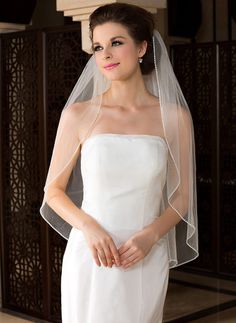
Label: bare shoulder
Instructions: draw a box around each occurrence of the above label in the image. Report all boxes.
[61,98,100,141]
[178,105,193,127]
[59,100,92,141]
[63,99,91,117]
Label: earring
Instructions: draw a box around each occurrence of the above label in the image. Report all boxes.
[138,57,143,64]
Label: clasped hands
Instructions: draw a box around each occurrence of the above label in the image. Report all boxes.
[81,216,157,269]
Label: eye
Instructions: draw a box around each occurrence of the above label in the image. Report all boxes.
[112,40,123,46]
[93,45,103,52]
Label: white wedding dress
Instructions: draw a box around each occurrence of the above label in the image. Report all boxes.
[61,133,170,323]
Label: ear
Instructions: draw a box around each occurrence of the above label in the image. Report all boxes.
[138,40,148,57]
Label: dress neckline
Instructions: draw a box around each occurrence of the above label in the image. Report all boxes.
[80,133,168,151]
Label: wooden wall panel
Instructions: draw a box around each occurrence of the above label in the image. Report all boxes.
[172,41,236,277]
[0,27,235,321]
[0,25,88,322]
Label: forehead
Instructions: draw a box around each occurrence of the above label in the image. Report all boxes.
[92,22,130,42]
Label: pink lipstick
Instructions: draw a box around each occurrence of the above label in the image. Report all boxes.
[104,63,120,70]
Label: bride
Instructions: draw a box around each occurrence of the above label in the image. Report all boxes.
[40,3,198,322]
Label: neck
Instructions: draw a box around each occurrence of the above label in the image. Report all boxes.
[104,70,149,110]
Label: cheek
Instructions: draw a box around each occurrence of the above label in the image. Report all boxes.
[95,54,107,73]
[94,53,102,66]
[121,46,136,57]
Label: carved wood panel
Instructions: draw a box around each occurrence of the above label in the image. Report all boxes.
[0,31,44,317]
[218,42,236,276]
[0,24,88,322]
[172,41,236,276]
[45,25,88,322]
[0,29,235,322]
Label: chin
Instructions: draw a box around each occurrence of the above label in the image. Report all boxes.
[102,70,136,82]
[101,72,122,81]
[104,75,124,81]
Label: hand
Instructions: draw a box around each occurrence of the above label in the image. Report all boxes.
[118,227,156,269]
[81,215,121,268]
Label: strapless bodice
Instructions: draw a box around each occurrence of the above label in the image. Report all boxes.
[80,134,168,238]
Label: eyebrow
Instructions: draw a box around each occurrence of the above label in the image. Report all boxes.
[92,35,126,46]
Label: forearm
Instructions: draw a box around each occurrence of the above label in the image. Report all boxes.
[145,205,183,243]
[46,188,91,231]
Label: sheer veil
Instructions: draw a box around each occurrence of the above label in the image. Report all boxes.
[40,29,199,268]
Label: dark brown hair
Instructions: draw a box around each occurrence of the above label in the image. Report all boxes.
[89,3,155,75]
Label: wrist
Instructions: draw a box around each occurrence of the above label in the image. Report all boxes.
[145,223,160,244]
[77,210,93,231]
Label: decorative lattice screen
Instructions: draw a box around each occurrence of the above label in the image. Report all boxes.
[172,42,236,276]
[0,27,235,322]
[0,24,88,322]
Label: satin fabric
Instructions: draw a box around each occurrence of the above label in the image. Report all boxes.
[61,134,170,323]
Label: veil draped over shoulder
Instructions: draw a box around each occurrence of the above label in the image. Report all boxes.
[40,29,199,268]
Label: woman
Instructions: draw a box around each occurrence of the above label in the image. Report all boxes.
[40,3,199,323]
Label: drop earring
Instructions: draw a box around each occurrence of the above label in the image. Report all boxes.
[138,57,143,63]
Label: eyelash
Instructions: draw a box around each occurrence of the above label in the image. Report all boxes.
[93,40,123,52]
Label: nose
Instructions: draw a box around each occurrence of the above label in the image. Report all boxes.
[103,54,111,60]
[103,47,112,60]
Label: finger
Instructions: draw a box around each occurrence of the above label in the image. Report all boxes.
[97,247,107,267]
[91,247,101,266]
[120,247,136,262]
[121,251,137,265]
[103,244,113,267]
[118,243,130,255]
[123,256,140,268]
[109,241,121,266]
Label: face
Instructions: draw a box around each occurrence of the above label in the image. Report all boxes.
[92,22,147,81]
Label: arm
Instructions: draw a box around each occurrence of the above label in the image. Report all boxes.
[43,103,121,267]
[145,106,192,242]
[118,107,194,268]
[44,103,92,230]
[144,206,182,243]
[46,166,91,231]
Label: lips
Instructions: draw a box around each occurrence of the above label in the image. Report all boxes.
[104,63,120,70]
